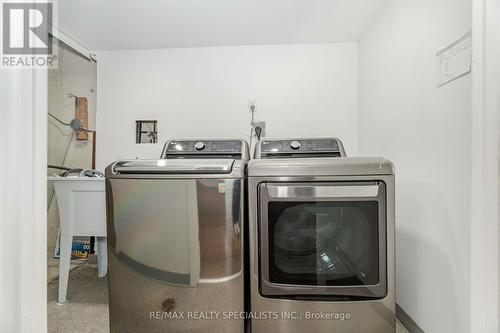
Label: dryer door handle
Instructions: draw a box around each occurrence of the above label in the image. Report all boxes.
[264,182,381,200]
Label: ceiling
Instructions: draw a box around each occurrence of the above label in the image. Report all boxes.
[58,0,388,51]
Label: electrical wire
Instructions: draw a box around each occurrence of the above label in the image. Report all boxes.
[79,127,94,133]
[48,165,72,171]
[48,112,71,126]
[48,112,94,132]
[248,104,256,150]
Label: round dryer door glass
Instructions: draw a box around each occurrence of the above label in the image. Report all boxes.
[268,201,380,286]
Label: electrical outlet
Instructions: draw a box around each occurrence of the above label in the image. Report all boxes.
[253,121,266,137]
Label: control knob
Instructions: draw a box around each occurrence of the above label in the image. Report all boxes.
[194,141,206,151]
[290,140,301,150]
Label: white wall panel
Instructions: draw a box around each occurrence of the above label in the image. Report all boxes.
[358,0,472,331]
[96,43,358,170]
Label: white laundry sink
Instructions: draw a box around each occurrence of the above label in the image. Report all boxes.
[48,176,107,304]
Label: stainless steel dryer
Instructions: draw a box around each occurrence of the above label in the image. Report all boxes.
[105,139,249,333]
[248,138,395,333]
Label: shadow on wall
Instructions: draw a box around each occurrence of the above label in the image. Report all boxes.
[395,179,468,333]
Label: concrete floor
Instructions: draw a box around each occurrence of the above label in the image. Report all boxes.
[48,266,409,333]
[48,262,109,333]
[47,247,86,284]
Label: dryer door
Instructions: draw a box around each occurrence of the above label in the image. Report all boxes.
[258,181,386,299]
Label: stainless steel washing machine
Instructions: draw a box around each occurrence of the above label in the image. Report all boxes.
[247,138,395,333]
[105,139,249,333]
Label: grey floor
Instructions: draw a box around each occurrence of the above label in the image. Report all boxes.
[48,264,409,333]
[47,247,85,284]
[48,261,109,333]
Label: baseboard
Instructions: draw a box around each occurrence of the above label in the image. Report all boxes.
[396,303,425,333]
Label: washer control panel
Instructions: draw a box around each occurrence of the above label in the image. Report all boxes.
[163,140,245,158]
[259,138,345,158]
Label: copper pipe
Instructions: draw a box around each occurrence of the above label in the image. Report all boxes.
[92,131,96,170]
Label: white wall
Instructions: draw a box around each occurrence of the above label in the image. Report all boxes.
[96,43,358,170]
[358,0,471,332]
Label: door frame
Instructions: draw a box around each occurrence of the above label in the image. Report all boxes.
[470,0,500,331]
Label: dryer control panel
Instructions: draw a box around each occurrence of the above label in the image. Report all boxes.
[258,138,345,158]
[162,139,248,159]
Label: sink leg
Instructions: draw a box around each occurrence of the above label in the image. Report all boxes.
[96,237,107,278]
[58,234,72,304]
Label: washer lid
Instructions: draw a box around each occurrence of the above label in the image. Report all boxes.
[111,159,235,174]
[248,157,394,177]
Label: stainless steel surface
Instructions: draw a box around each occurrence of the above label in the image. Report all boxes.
[265,183,381,198]
[258,181,387,298]
[106,139,248,333]
[248,136,395,333]
[248,175,395,333]
[105,159,246,179]
[110,159,235,174]
[248,156,394,177]
[106,177,245,333]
